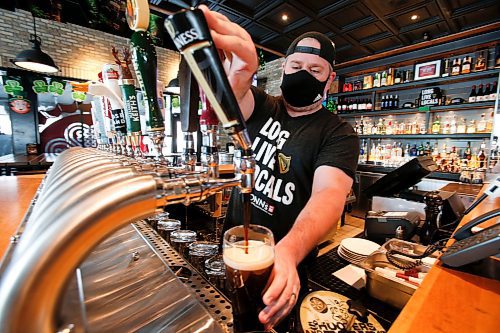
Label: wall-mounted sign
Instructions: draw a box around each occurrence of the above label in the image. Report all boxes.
[33,80,49,94]
[420,87,442,106]
[3,79,24,96]
[9,97,31,114]
[72,91,87,102]
[49,81,65,96]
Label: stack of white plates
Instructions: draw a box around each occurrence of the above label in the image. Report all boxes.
[337,238,380,265]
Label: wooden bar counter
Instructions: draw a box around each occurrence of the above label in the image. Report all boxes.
[390,184,500,332]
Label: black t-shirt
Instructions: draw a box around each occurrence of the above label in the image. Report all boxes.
[225,86,359,242]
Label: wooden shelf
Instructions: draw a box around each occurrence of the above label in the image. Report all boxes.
[331,68,500,97]
[339,101,496,117]
[359,133,491,140]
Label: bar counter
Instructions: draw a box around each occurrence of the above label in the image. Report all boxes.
[389,184,500,332]
[1,173,499,332]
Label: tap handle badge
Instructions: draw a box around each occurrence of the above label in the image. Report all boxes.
[165,9,246,135]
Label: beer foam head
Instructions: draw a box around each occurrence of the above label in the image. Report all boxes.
[223,240,274,271]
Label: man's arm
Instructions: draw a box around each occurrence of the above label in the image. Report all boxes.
[200,5,257,120]
[259,165,353,330]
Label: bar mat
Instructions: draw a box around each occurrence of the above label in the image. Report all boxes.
[307,242,401,330]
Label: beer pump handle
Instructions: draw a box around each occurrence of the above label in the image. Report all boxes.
[179,57,201,133]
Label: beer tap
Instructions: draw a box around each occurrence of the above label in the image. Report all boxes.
[128,1,166,163]
[112,47,143,158]
[101,65,128,155]
[164,6,255,196]
[178,57,200,171]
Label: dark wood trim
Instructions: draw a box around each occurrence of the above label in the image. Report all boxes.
[335,22,500,70]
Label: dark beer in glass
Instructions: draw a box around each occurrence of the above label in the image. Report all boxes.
[223,225,274,332]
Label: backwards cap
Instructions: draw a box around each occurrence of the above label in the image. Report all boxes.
[285,32,336,67]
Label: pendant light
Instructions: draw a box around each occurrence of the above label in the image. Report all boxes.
[165,77,180,94]
[12,14,59,73]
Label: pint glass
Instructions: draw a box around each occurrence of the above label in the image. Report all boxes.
[223,225,274,332]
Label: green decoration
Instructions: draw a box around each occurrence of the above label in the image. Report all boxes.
[32,80,49,94]
[3,80,24,96]
[72,91,86,102]
[171,96,180,108]
[49,81,65,96]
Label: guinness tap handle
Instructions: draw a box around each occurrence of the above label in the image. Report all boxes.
[164,8,251,151]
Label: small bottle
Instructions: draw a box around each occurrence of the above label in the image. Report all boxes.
[468,85,477,103]
[483,83,491,101]
[451,58,461,75]
[418,142,425,156]
[387,68,394,86]
[371,121,377,135]
[352,98,358,111]
[394,70,402,84]
[457,118,467,133]
[388,95,394,109]
[381,95,386,110]
[442,58,451,77]
[381,70,388,86]
[464,142,472,160]
[461,56,472,74]
[450,116,457,134]
[486,111,494,133]
[432,115,441,134]
[373,72,380,87]
[394,95,399,109]
[478,140,486,168]
[366,99,373,110]
[477,113,487,133]
[489,81,498,101]
[476,84,484,102]
[467,119,477,134]
[474,51,487,72]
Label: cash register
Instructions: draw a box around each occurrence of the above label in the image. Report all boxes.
[363,156,465,244]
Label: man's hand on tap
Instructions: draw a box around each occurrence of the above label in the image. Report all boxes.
[199,5,257,121]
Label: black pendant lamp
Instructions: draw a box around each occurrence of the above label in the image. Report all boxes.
[165,77,180,94]
[12,15,59,73]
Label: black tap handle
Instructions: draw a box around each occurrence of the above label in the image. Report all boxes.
[179,57,200,133]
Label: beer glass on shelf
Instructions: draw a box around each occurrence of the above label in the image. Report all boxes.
[223,225,275,333]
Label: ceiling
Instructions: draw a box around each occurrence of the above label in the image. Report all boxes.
[153,0,500,63]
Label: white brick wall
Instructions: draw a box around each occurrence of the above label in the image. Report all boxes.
[0,8,180,85]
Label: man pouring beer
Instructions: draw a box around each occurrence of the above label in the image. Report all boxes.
[199,5,359,332]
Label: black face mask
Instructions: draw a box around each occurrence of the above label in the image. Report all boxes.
[280,69,328,108]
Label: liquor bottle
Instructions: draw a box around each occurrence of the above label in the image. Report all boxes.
[393,120,399,134]
[387,68,394,86]
[410,144,418,157]
[476,84,484,102]
[381,118,387,135]
[489,81,498,101]
[371,121,377,135]
[474,51,487,72]
[394,70,402,84]
[399,120,406,135]
[359,116,365,134]
[352,98,358,111]
[461,56,472,74]
[424,142,431,156]
[432,115,441,134]
[354,120,359,134]
[369,141,376,161]
[468,85,477,103]
[373,72,381,87]
[457,118,467,133]
[348,99,354,111]
[467,119,477,133]
[381,70,387,86]
[359,139,367,163]
[490,136,499,170]
[417,142,425,156]
[419,120,427,134]
[388,95,394,109]
[464,141,472,160]
[404,144,411,162]
[366,98,373,110]
[483,83,491,101]
[478,140,486,168]
[381,95,386,110]
[477,113,487,133]
[394,95,399,109]
[486,111,494,133]
[449,115,457,134]
[386,119,393,135]
[451,58,461,75]
[442,59,451,77]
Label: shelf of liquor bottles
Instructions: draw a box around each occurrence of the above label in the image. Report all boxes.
[339,101,496,117]
[359,133,491,140]
[331,68,500,97]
